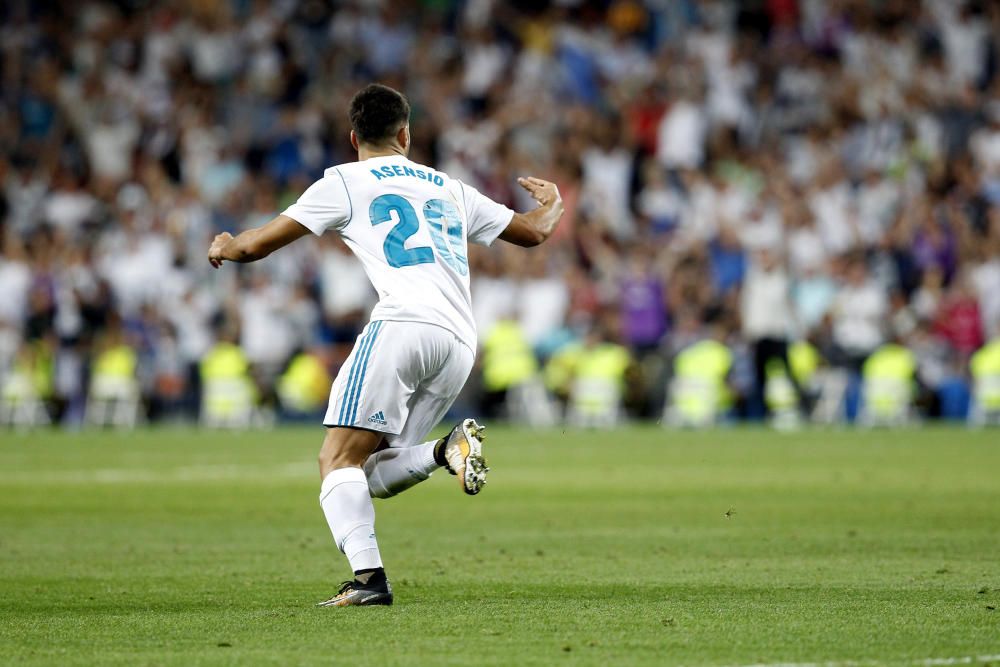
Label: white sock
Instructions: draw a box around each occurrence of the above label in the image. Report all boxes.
[319,467,382,572]
[364,441,440,499]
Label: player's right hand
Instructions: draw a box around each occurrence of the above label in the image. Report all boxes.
[208,232,234,269]
[517,177,560,208]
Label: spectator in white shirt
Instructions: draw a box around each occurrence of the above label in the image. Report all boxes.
[830,257,888,369]
[740,247,804,415]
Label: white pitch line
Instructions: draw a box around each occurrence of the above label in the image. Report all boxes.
[0,461,313,484]
[730,654,1000,667]
[919,658,1000,666]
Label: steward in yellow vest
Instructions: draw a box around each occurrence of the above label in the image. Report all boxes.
[568,335,631,422]
[92,344,137,385]
[765,341,820,414]
[278,351,331,414]
[861,342,916,422]
[669,338,733,426]
[200,341,250,382]
[2,340,54,409]
[970,339,1000,417]
[480,319,538,417]
[89,327,140,401]
[481,320,537,393]
[199,341,257,424]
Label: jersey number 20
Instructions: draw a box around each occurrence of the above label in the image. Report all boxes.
[369,194,468,276]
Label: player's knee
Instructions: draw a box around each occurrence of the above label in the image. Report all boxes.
[318,429,378,476]
[318,441,354,473]
[317,446,334,472]
[318,448,357,476]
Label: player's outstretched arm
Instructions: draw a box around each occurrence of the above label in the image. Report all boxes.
[499,177,564,247]
[207,215,311,268]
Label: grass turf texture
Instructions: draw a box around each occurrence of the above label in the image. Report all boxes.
[1,426,998,666]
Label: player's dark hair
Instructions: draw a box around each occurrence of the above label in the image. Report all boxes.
[349,84,411,146]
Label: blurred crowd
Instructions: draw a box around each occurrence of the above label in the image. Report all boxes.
[2,0,999,427]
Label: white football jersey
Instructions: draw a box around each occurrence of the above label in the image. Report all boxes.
[282,155,514,349]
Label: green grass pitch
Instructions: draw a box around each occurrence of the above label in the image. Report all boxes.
[1,426,998,666]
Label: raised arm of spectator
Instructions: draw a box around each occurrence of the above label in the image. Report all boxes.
[499,177,564,247]
[207,215,311,268]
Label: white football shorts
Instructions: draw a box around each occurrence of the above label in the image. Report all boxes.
[324,320,475,446]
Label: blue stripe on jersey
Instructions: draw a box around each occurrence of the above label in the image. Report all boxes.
[337,323,376,424]
[345,321,382,425]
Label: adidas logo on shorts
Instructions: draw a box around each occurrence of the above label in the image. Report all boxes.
[368,411,388,426]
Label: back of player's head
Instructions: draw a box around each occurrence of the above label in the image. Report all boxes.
[349,84,410,146]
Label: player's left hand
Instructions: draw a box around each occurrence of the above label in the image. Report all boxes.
[516,177,560,208]
[208,232,234,268]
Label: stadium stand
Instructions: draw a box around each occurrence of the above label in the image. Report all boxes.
[0,0,998,428]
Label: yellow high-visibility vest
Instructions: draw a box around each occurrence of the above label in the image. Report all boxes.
[673,340,733,422]
[482,320,537,392]
[6,343,54,399]
[278,353,331,412]
[789,341,820,384]
[575,343,630,386]
[970,339,1000,411]
[199,342,257,419]
[569,343,632,418]
[675,340,732,384]
[765,341,820,411]
[93,345,137,380]
[544,343,582,395]
[200,342,250,380]
[863,343,916,381]
[862,343,916,418]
